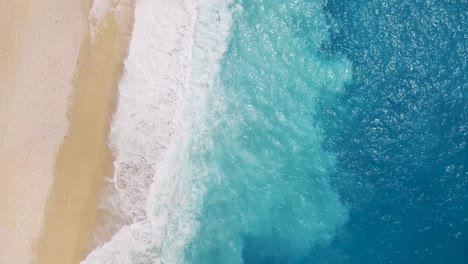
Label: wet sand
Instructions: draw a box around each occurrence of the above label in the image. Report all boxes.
[0,0,135,263]
[35,1,135,263]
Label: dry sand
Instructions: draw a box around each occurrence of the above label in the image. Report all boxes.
[0,0,134,263]
[0,0,85,263]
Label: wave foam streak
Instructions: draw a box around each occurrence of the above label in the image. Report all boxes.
[84,0,196,262]
[82,0,236,263]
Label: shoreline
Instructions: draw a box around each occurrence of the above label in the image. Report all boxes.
[82,0,198,261]
[36,1,135,263]
[81,0,232,261]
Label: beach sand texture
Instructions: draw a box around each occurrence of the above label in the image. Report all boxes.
[0,0,84,263]
[0,0,134,263]
[36,1,135,263]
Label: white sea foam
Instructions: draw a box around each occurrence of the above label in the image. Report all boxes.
[88,0,131,40]
[82,0,238,263]
[89,0,112,39]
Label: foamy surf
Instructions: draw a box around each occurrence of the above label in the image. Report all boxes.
[88,0,134,41]
[82,0,236,263]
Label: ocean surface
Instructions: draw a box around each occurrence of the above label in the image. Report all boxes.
[84,0,467,263]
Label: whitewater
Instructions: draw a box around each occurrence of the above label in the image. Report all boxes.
[83,0,238,263]
[84,0,350,262]
[82,0,467,263]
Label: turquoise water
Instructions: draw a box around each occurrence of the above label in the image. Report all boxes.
[179,0,467,263]
[183,0,351,263]
[81,0,465,263]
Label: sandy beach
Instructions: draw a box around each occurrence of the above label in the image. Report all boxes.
[0,0,85,262]
[37,1,135,263]
[0,0,134,263]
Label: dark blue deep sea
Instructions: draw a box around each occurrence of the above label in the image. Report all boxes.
[182,0,468,263]
[312,0,468,263]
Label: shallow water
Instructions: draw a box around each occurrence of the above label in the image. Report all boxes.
[184,0,351,262]
[184,0,467,263]
[84,0,467,263]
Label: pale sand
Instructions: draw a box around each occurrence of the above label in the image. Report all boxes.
[0,0,135,263]
[36,1,135,263]
[0,0,85,263]
[0,0,30,223]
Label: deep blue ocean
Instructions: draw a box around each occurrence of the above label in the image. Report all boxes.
[182,0,467,263]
